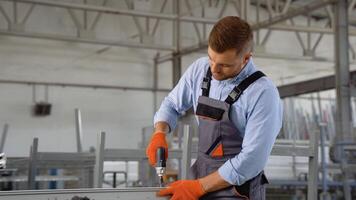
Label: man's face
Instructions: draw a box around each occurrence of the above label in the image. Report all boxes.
[207,47,251,81]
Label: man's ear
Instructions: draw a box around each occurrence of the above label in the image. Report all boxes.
[243,52,252,64]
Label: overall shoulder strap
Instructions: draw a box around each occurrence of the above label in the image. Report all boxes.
[201,67,212,97]
[225,71,266,105]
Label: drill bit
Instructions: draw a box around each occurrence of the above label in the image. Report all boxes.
[159,176,164,187]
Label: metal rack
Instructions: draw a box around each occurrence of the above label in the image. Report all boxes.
[93,125,193,188]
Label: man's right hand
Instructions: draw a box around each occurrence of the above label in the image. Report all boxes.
[146,132,168,166]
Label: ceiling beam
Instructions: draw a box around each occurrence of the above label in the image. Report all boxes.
[0,79,171,92]
[0,0,217,24]
[278,70,356,98]
[157,0,338,63]
[0,30,175,51]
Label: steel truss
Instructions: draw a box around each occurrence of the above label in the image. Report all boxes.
[0,0,354,61]
[0,0,355,86]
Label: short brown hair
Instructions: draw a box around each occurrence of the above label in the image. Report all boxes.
[208,16,253,55]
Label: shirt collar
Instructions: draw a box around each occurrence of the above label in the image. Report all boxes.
[211,57,257,84]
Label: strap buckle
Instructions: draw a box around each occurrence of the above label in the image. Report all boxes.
[228,88,241,101]
[201,78,210,89]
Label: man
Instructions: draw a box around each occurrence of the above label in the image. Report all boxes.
[146,16,283,200]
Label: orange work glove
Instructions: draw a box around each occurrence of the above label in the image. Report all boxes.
[146,132,168,166]
[157,180,206,200]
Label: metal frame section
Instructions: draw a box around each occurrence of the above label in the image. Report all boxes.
[27,137,38,190]
[265,131,319,199]
[269,131,319,199]
[103,148,189,161]
[271,144,310,157]
[75,109,83,153]
[0,29,175,51]
[94,131,105,188]
[35,152,94,167]
[0,79,171,92]
[179,134,320,198]
[8,151,95,189]
[180,125,192,180]
[0,123,9,153]
[103,170,128,188]
[153,53,160,113]
[307,130,319,200]
[334,0,353,143]
[0,188,168,200]
[316,94,329,199]
[26,137,96,189]
[334,1,353,200]
[6,153,95,171]
[0,175,79,183]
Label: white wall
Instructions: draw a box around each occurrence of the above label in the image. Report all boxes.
[0,37,161,156]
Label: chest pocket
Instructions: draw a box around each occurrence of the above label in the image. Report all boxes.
[196,103,225,121]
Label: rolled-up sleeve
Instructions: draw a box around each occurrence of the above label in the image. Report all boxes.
[218,86,283,185]
[154,62,197,131]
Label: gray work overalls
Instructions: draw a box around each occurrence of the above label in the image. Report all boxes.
[190,68,269,200]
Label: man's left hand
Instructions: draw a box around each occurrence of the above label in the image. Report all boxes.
[157,180,206,200]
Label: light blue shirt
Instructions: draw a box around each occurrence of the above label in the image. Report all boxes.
[154,57,283,186]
